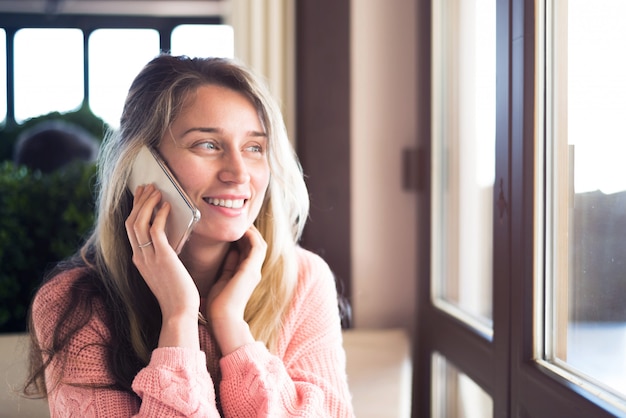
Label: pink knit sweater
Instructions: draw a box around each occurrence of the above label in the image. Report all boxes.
[32,247,354,417]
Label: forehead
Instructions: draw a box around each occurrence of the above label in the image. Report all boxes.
[168,85,265,136]
[182,83,251,107]
[182,84,251,112]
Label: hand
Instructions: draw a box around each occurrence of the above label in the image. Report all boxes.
[205,226,267,354]
[125,184,200,347]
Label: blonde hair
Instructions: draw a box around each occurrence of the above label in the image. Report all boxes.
[104,54,308,351]
[27,54,309,395]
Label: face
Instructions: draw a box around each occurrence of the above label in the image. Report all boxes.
[157,84,270,246]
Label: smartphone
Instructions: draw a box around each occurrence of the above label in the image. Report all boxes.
[128,146,201,254]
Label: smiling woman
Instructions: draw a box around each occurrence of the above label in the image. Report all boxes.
[23,54,354,417]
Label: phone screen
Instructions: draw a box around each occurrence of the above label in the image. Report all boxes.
[128,146,201,253]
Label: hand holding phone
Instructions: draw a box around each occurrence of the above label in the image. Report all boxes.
[128,146,201,254]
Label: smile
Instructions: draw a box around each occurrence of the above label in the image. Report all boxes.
[206,197,246,209]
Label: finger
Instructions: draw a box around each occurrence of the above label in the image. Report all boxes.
[126,184,149,247]
[149,201,171,251]
[133,183,155,213]
[133,190,160,249]
[237,227,267,265]
[133,186,160,229]
[220,248,240,278]
[127,184,161,249]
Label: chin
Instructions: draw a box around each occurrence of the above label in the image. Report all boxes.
[224,232,246,243]
[204,227,247,244]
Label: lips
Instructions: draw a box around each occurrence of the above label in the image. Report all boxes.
[205,197,246,209]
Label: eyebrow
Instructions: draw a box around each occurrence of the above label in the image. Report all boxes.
[181,127,267,138]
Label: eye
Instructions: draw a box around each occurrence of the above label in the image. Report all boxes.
[193,140,219,151]
[244,136,267,155]
[245,144,264,153]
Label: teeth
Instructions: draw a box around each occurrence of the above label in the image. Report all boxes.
[208,198,245,209]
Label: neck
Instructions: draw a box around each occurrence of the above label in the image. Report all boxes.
[178,240,231,297]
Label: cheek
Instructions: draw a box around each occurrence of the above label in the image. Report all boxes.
[171,161,210,193]
[250,166,270,215]
[254,166,271,196]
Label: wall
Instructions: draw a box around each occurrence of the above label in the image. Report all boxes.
[227,0,418,334]
[351,0,418,333]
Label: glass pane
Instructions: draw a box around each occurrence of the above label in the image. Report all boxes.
[431,0,496,332]
[14,28,84,123]
[88,29,160,128]
[545,0,626,403]
[171,24,234,58]
[0,29,6,124]
[431,352,493,418]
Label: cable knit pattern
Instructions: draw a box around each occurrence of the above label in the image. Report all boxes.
[31,247,354,417]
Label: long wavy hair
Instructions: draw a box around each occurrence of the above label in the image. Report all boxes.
[24,54,309,396]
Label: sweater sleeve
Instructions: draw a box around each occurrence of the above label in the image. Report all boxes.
[131,347,218,417]
[31,270,221,417]
[218,250,355,417]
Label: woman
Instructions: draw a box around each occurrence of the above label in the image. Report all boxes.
[24,54,354,417]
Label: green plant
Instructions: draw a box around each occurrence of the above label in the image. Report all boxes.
[0,161,97,332]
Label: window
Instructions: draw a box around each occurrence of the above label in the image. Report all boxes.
[171,24,234,58]
[431,0,496,336]
[414,1,626,417]
[543,0,626,408]
[13,28,84,123]
[0,29,5,124]
[431,352,493,418]
[88,25,234,127]
[88,29,160,127]
[0,14,231,128]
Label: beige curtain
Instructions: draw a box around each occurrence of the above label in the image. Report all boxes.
[226,0,296,144]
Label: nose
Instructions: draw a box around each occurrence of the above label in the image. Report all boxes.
[218,151,250,184]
